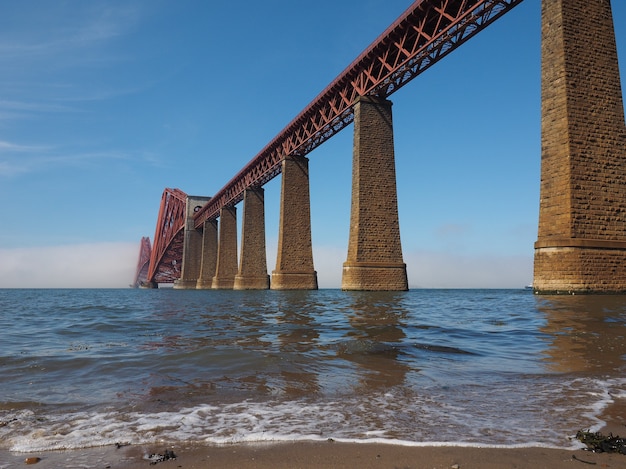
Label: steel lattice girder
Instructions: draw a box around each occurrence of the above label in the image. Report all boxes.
[193,0,525,228]
[147,188,187,284]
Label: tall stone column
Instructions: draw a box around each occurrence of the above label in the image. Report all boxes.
[234,187,270,290]
[533,0,626,294]
[212,206,238,289]
[173,196,211,289]
[342,95,408,291]
[196,218,218,289]
[271,155,318,290]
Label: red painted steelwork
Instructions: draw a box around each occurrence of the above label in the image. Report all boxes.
[146,188,187,284]
[131,236,152,288]
[194,0,524,228]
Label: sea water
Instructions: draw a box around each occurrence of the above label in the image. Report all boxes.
[1,288,625,454]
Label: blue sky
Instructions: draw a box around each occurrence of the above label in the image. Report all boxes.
[1,0,625,288]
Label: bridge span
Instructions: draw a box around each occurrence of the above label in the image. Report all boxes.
[136,0,626,294]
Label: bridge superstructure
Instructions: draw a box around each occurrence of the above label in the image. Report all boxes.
[131,237,151,288]
[192,0,524,227]
[136,0,626,294]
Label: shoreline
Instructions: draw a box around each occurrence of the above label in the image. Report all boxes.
[4,398,625,468]
[5,435,625,468]
[4,441,626,469]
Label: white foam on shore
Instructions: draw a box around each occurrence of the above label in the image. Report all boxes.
[3,376,625,453]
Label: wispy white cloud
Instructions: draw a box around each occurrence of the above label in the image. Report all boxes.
[0,95,79,125]
[0,3,148,114]
[0,140,50,152]
[35,150,129,166]
[0,160,39,177]
[0,99,77,118]
[0,4,141,60]
[0,160,28,177]
[0,242,137,288]
[0,142,131,177]
[0,140,52,176]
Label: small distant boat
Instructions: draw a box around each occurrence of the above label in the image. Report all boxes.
[524,285,533,290]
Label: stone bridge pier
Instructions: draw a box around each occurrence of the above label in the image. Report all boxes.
[533,0,626,294]
[180,96,410,292]
[212,206,238,289]
[173,195,211,289]
[271,155,318,290]
[342,96,408,291]
[196,218,218,289]
[234,187,270,290]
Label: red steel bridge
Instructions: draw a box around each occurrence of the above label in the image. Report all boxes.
[135,0,524,287]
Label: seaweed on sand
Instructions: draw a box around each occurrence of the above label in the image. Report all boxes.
[576,430,626,454]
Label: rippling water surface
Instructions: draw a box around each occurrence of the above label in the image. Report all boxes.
[1,288,625,453]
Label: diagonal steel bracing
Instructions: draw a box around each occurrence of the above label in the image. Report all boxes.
[193,0,524,228]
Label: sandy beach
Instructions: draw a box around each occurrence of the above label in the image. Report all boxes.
[5,402,625,469]
[5,441,626,469]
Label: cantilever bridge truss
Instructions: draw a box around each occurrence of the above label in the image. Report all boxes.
[137,0,524,286]
[131,237,152,288]
[143,188,187,286]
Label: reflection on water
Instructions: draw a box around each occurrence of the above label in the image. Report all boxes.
[537,295,626,374]
[273,292,322,397]
[2,289,626,451]
[341,292,409,390]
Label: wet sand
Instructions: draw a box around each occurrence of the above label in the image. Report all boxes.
[6,442,626,469]
[5,402,626,469]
